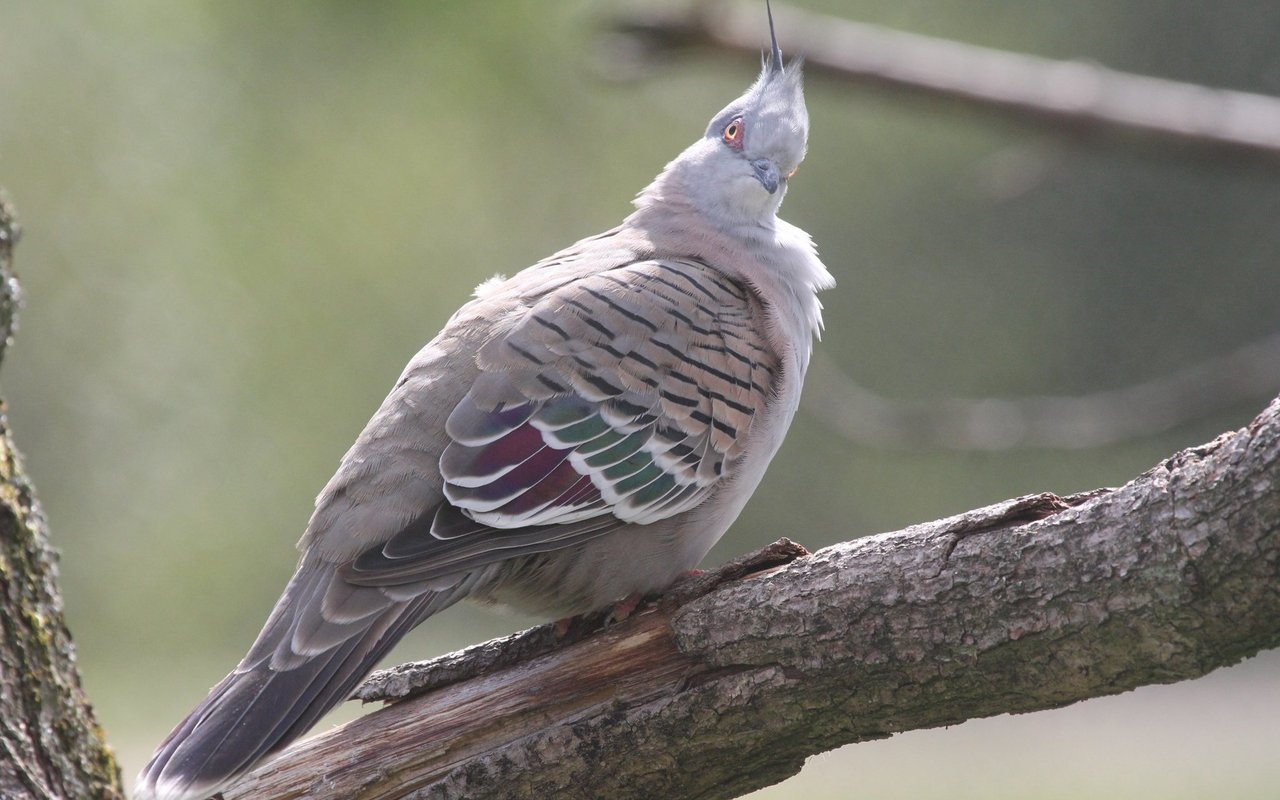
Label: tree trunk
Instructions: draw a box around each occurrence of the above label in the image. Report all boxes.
[223,395,1280,800]
[0,196,124,800]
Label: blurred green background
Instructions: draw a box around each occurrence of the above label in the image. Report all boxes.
[2,0,1278,797]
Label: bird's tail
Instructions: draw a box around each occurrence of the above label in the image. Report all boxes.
[134,560,478,800]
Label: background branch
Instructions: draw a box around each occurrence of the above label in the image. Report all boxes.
[222,395,1280,800]
[803,334,1280,450]
[602,0,1280,161]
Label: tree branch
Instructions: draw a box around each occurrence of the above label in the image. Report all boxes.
[600,1,1280,162]
[223,395,1280,800]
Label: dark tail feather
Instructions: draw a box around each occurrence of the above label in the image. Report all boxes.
[135,565,474,800]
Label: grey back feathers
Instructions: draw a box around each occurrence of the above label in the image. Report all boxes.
[135,6,832,800]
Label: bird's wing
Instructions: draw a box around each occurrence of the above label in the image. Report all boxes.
[343,257,779,587]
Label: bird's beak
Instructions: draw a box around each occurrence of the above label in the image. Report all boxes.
[751,158,781,194]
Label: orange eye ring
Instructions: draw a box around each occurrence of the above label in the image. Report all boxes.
[722,117,744,150]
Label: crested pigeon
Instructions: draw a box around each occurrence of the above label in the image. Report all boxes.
[136,5,833,799]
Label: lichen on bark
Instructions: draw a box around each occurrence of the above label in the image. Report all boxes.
[0,194,124,800]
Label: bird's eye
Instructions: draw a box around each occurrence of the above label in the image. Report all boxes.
[722,118,744,150]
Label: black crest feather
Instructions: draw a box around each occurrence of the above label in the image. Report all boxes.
[766,0,783,73]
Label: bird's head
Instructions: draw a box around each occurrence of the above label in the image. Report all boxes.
[660,2,808,228]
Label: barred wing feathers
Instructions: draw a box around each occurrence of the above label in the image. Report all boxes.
[345,258,779,586]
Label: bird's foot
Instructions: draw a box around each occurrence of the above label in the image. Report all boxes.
[604,592,645,628]
[551,591,646,638]
[660,538,810,609]
[551,544,805,638]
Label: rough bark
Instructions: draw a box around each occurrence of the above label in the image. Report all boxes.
[0,196,124,799]
[223,395,1280,800]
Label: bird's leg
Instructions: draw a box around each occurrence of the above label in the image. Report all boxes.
[604,592,645,627]
[660,538,811,610]
[551,591,645,638]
